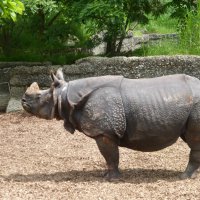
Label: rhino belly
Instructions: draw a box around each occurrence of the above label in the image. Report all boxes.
[120,130,181,152]
[120,77,193,151]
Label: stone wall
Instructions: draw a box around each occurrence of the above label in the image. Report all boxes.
[0,62,51,112]
[2,55,200,112]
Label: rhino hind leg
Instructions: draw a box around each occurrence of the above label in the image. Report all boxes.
[181,150,200,179]
[95,135,121,181]
[181,102,200,179]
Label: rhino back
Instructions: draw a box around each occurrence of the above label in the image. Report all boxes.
[120,74,194,151]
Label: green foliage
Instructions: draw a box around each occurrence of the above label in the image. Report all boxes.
[1,0,199,63]
[23,0,59,14]
[166,0,197,25]
[76,0,166,55]
[135,40,180,56]
[0,0,24,22]
[132,1,200,57]
[179,1,200,54]
[129,1,200,57]
[144,13,178,34]
[0,0,92,62]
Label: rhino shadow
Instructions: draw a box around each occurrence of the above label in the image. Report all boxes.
[1,168,182,184]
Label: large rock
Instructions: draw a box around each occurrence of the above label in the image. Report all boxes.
[0,82,10,112]
[5,87,25,113]
[6,97,23,113]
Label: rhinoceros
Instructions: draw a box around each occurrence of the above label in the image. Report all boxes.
[21,69,200,180]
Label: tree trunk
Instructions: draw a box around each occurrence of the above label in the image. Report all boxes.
[105,34,117,56]
[116,35,124,54]
[1,24,13,56]
[37,6,45,39]
[117,19,129,53]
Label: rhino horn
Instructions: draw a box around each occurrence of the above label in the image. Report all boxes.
[25,82,40,94]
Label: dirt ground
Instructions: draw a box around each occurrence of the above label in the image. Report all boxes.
[0,112,200,200]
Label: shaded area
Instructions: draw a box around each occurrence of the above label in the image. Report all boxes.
[1,168,181,183]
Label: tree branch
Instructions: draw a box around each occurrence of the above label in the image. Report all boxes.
[47,11,62,28]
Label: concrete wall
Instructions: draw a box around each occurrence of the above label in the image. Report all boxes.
[2,55,200,112]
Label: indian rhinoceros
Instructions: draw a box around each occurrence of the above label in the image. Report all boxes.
[21,69,200,180]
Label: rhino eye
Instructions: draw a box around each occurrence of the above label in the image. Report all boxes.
[36,94,41,99]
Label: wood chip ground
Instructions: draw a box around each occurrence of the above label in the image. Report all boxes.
[0,112,200,200]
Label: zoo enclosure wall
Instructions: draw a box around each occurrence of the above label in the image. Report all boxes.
[1,55,200,112]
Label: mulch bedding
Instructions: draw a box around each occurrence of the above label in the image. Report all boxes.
[0,112,200,200]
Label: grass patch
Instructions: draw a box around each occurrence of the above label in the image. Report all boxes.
[131,39,196,57]
[145,15,178,34]
[139,13,178,34]
[143,40,181,56]
[132,38,200,57]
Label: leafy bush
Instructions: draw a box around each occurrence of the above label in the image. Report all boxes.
[179,1,200,55]
[0,0,24,22]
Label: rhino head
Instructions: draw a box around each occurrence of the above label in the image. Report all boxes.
[21,68,67,120]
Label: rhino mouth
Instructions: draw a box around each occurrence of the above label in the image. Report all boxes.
[21,98,31,112]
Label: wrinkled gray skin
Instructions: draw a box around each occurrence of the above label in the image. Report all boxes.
[22,69,200,180]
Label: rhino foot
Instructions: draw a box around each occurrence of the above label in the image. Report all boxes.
[179,148,200,180]
[104,170,122,182]
[180,170,199,180]
[180,173,191,180]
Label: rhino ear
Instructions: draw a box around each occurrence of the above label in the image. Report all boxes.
[50,71,60,87]
[56,68,64,80]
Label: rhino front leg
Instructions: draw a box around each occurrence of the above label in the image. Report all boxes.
[95,135,121,181]
[181,150,200,179]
